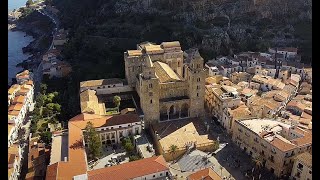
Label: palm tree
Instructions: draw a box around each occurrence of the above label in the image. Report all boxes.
[113,96,121,112]
[219,165,223,177]
[252,155,263,179]
[169,144,178,161]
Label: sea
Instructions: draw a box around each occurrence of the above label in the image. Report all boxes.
[8,0,34,85]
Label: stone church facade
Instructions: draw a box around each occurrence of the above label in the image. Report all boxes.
[124,41,208,125]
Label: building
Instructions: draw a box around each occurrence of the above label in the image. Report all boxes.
[268,47,298,59]
[150,118,215,161]
[80,78,133,94]
[42,49,61,63]
[53,29,68,47]
[8,84,21,106]
[205,84,241,122]
[251,74,285,92]
[46,113,151,179]
[232,118,312,177]
[205,62,221,76]
[25,137,50,180]
[247,95,284,118]
[43,60,72,78]
[8,124,18,147]
[230,71,251,84]
[124,42,207,124]
[290,152,312,180]
[222,103,254,134]
[80,89,106,115]
[16,70,33,85]
[88,156,170,180]
[187,167,222,180]
[8,144,23,180]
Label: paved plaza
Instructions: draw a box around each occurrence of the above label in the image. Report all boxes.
[90,145,129,170]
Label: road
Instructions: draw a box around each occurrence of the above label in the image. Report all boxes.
[32,5,60,94]
[203,113,278,180]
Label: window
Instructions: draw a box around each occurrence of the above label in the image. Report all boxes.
[150,99,153,104]
[149,83,153,88]
[153,175,156,178]
[149,92,153,96]
[197,86,200,90]
[297,163,303,170]
[309,170,312,174]
[197,93,199,97]
[119,126,121,128]
[178,61,180,67]
[160,173,162,176]
[197,78,200,82]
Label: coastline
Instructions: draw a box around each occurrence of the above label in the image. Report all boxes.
[8,6,55,86]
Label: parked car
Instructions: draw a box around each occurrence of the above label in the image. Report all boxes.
[147,144,154,152]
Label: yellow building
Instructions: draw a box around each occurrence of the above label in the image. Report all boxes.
[124,42,207,125]
[290,152,312,180]
[232,118,312,177]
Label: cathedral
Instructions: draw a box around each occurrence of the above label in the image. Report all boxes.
[124,41,208,125]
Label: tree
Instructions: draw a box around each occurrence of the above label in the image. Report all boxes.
[169,144,178,161]
[36,93,47,108]
[26,0,34,7]
[113,96,121,112]
[40,131,52,144]
[212,141,219,151]
[40,83,48,94]
[129,155,141,162]
[252,155,264,179]
[83,122,102,160]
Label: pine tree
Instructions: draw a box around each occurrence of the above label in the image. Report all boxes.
[84,122,102,160]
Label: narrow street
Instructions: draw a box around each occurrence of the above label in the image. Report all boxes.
[203,113,278,180]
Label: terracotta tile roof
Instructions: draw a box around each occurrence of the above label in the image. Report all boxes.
[8,103,23,111]
[13,95,26,104]
[17,88,30,95]
[229,105,253,120]
[88,156,169,180]
[277,47,298,53]
[8,110,20,116]
[301,112,312,119]
[269,136,296,152]
[287,101,306,111]
[187,168,222,180]
[46,113,141,179]
[8,84,20,95]
[295,152,312,168]
[71,113,140,128]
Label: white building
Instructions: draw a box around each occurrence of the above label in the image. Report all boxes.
[8,144,23,180]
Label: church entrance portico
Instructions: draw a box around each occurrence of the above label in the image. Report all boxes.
[159,101,190,121]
